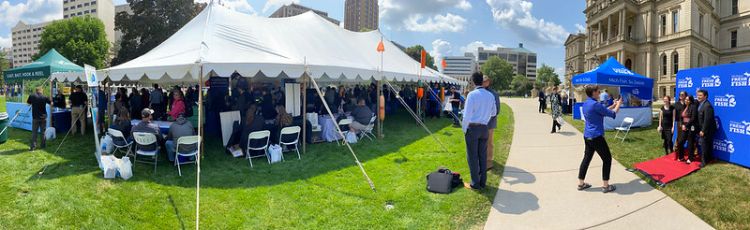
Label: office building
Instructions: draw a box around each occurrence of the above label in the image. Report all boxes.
[63,0,116,45]
[270,3,340,25]
[567,0,750,98]
[475,43,538,80]
[10,21,51,67]
[442,54,477,83]
[344,0,378,32]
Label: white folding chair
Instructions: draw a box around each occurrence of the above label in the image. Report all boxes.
[133,132,160,173]
[174,135,201,176]
[614,117,634,143]
[279,126,301,160]
[358,116,377,141]
[108,128,132,157]
[246,130,271,168]
[337,118,352,146]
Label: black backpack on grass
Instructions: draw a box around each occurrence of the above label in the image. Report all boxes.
[426,168,462,194]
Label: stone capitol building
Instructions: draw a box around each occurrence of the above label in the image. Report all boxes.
[565,0,749,99]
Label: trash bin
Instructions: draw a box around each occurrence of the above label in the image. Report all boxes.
[0,112,9,144]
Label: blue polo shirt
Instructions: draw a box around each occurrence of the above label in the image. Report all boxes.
[582,97,616,138]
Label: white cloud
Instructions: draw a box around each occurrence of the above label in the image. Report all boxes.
[381,0,469,33]
[196,0,256,14]
[0,35,10,48]
[0,0,63,27]
[430,39,451,71]
[456,0,472,10]
[575,23,586,33]
[486,0,570,45]
[460,41,503,56]
[404,13,466,33]
[262,0,299,13]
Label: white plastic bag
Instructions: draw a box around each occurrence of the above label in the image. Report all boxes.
[100,135,114,154]
[268,144,283,163]
[346,132,358,144]
[101,155,118,179]
[44,127,56,140]
[228,146,244,158]
[117,156,133,180]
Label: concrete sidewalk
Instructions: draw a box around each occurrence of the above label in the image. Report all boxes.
[484,98,712,230]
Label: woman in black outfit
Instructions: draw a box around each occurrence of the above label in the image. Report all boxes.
[675,95,698,164]
[657,95,674,155]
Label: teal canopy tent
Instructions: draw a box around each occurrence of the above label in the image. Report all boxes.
[3,49,83,83]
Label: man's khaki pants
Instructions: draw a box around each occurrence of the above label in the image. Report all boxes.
[71,106,86,135]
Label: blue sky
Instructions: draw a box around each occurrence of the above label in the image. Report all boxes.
[0,0,587,75]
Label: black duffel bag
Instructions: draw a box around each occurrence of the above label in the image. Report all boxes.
[426,168,463,194]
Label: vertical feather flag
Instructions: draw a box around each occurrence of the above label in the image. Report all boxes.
[376,40,385,53]
[420,49,426,69]
[441,59,447,69]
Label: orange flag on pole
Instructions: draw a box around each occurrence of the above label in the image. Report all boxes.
[376,40,385,53]
[420,49,426,69]
[441,59,447,69]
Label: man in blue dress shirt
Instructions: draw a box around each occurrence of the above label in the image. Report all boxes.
[462,72,497,190]
[578,85,622,193]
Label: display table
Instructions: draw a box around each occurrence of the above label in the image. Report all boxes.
[131,120,172,134]
[319,115,352,142]
[52,109,71,133]
[603,107,652,130]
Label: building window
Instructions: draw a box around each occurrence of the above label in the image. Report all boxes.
[91,9,96,13]
[672,52,679,75]
[731,30,738,48]
[732,0,739,15]
[91,0,96,4]
[698,14,704,36]
[697,53,703,67]
[672,11,679,33]
[660,15,667,36]
[661,54,667,76]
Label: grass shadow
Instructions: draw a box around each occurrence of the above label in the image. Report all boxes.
[21,112,446,189]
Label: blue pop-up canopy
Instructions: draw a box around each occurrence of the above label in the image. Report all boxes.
[571,57,654,128]
[572,57,654,88]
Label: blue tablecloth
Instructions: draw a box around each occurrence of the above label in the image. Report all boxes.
[130,120,172,134]
[52,109,71,133]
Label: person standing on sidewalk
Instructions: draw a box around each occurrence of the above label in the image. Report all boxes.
[482,77,500,171]
[537,90,546,113]
[462,72,497,190]
[27,87,51,151]
[578,85,621,193]
[550,86,562,133]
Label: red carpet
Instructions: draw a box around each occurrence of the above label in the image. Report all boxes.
[633,152,701,186]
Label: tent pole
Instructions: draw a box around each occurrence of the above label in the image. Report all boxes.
[377,80,382,139]
[196,65,204,230]
[306,61,376,192]
[383,79,450,153]
[302,73,307,155]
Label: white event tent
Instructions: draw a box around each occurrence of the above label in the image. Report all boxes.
[97,2,464,85]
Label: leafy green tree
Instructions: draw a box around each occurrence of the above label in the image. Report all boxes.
[535,64,561,88]
[0,49,9,86]
[112,0,206,65]
[36,16,110,68]
[510,74,533,96]
[481,56,513,90]
[404,45,437,70]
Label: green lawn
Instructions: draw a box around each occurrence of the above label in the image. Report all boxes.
[564,115,750,229]
[0,104,513,229]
